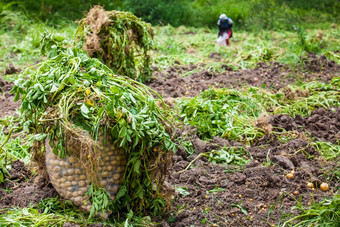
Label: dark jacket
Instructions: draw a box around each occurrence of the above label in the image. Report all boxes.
[217,18,233,38]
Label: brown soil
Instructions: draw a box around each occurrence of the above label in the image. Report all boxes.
[272,108,340,144]
[0,77,20,117]
[0,160,58,213]
[4,63,21,75]
[301,53,338,73]
[147,54,339,98]
[160,122,338,226]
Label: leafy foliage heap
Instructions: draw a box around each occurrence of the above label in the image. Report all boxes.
[247,80,340,117]
[177,79,340,144]
[177,88,266,142]
[11,33,176,215]
[76,6,153,82]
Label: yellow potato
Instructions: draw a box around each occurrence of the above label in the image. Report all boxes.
[320,183,329,192]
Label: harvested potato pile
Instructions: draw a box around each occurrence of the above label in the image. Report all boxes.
[12,31,175,217]
[45,134,126,214]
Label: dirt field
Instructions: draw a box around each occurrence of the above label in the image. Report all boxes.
[0,53,339,226]
[162,108,339,226]
[146,53,339,98]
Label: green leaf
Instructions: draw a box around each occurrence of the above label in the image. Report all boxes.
[231,203,248,215]
[175,186,190,196]
[110,86,120,94]
[167,216,176,223]
[143,121,156,126]
[116,186,127,199]
[57,141,65,158]
[52,146,59,156]
[133,160,141,174]
[81,103,90,117]
[118,118,126,125]
[97,107,105,116]
[33,133,47,141]
[14,92,20,102]
[129,93,137,105]
[131,117,136,130]
[89,206,95,219]
[50,84,59,93]
[119,126,127,138]
[133,135,140,148]
[69,77,75,85]
[127,209,134,220]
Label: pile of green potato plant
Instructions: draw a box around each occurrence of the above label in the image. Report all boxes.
[177,88,268,143]
[247,80,340,117]
[207,146,251,166]
[177,79,340,145]
[76,5,153,82]
[11,32,176,216]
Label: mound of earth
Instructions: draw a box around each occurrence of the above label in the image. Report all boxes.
[272,107,340,144]
[0,161,57,213]
[4,63,21,75]
[0,77,20,117]
[300,53,338,73]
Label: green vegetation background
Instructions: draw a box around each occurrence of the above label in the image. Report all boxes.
[1,0,339,30]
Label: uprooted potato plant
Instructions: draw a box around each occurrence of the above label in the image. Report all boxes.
[10,32,176,217]
[76,5,154,82]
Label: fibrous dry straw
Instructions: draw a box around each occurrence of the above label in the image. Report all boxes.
[32,117,103,188]
[77,6,153,82]
[61,126,102,186]
[82,6,109,57]
[281,86,310,100]
[255,112,273,135]
[33,102,104,187]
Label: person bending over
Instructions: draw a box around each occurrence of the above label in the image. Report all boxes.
[217,14,233,46]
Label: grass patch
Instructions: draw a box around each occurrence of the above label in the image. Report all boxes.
[0,196,158,226]
[0,116,31,183]
[0,197,107,226]
[152,25,340,70]
[283,195,340,227]
[313,141,340,161]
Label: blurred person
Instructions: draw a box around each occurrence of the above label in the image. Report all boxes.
[217,14,233,46]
